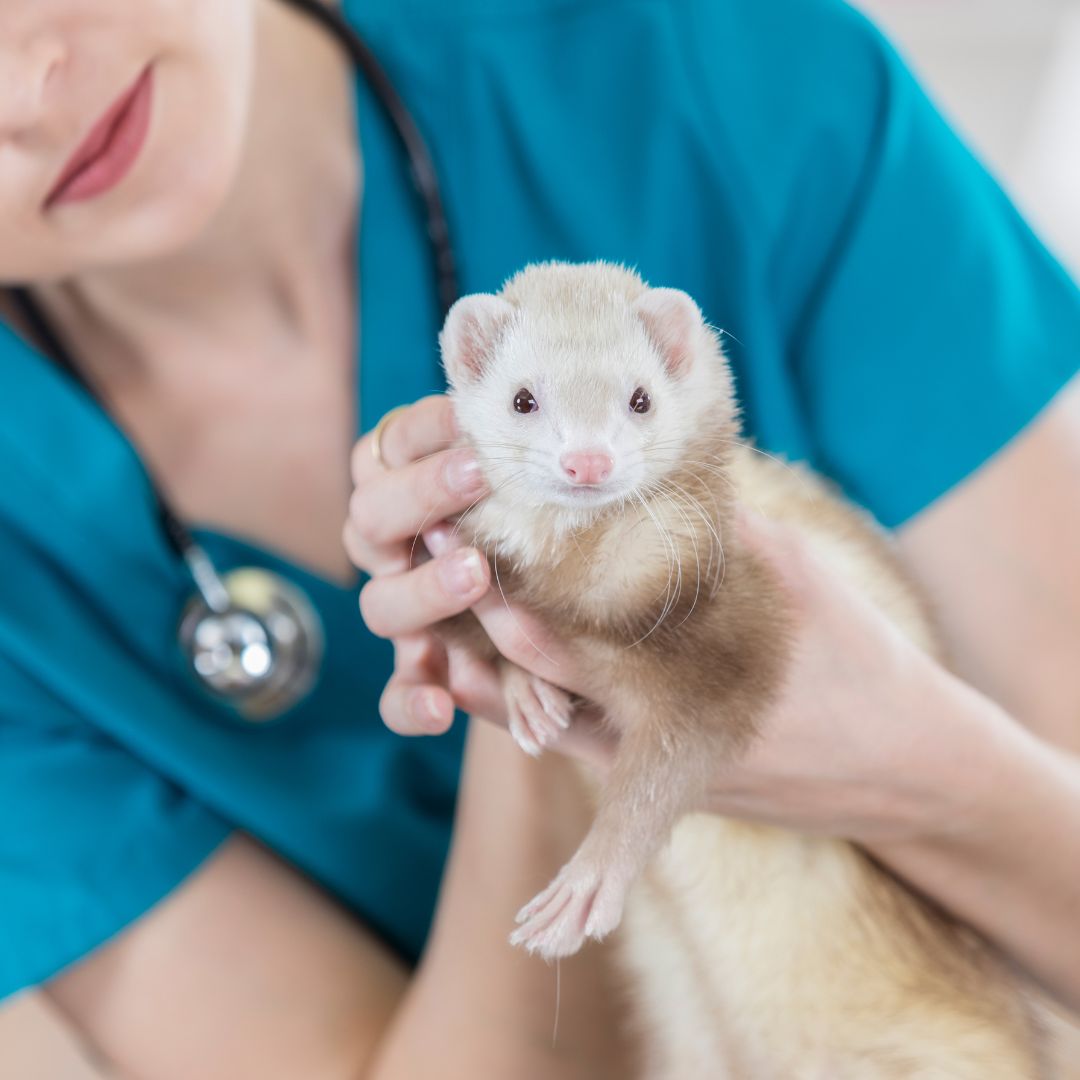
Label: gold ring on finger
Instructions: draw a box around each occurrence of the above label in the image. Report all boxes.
[370,405,409,469]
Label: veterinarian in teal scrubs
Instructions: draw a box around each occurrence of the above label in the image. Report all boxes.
[2,0,1079,1073]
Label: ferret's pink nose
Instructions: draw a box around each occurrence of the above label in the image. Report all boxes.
[560,451,614,486]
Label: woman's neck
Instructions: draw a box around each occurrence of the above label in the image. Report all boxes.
[41,0,360,379]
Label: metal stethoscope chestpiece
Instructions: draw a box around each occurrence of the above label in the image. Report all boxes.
[178,548,324,722]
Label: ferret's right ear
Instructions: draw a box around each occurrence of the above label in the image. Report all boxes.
[633,288,704,379]
[440,294,515,385]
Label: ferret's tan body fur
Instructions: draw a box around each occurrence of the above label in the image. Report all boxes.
[439,263,1041,1077]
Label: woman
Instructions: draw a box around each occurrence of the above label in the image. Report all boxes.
[1,0,1078,1076]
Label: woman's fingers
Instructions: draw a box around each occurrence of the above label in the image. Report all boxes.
[359,547,490,639]
[469,590,589,695]
[347,396,600,744]
[380,677,456,737]
[344,395,486,578]
[341,517,410,578]
[445,644,508,724]
[348,446,487,551]
[351,394,458,482]
[380,633,456,736]
[380,621,616,779]
[734,506,827,615]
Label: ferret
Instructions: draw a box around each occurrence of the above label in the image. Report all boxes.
[437,262,1042,1078]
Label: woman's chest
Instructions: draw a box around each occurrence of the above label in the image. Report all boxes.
[109,332,359,585]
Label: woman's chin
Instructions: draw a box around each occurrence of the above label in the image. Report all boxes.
[62,164,237,276]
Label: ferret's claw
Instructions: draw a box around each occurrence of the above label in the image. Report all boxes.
[507,715,543,758]
[514,875,564,924]
[502,667,575,758]
[510,883,584,957]
[510,858,628,960]
[532,679,573,730]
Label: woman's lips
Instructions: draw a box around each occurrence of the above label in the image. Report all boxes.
[45,66,155,210]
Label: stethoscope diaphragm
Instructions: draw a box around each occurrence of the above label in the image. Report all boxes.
[178,566,324,722]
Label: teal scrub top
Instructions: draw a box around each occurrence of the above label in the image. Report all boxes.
[2,0,1078,999]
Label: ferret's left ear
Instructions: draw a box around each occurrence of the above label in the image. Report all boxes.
[632,288,703,379]
[440,294,515,385]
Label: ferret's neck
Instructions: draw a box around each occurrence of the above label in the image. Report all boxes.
[466,495,609,570]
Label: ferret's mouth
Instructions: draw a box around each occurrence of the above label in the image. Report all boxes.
[548,481,625,511]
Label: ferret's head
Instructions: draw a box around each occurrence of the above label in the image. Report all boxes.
[440,263,737,532]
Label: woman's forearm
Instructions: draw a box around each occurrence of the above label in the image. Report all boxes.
[870,675,1080,1011]
[368,721,634,1080]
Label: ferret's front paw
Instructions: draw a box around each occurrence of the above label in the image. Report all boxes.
[501,665,573,758]
[509,856,628,960]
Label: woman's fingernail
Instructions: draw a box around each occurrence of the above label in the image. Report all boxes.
[438,549,487,596]
[445,453,486,496]
[425,525,451,556]
[411,689,445,730]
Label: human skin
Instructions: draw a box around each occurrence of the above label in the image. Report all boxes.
[347,384,1080,1013]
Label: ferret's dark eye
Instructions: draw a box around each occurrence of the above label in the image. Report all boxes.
[513,388,538,414]
[630,387,651,414]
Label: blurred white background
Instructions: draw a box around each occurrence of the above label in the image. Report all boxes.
[854,0,1080,278]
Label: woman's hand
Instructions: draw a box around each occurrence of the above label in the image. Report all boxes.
[343,395,590,739]
[466,499,1012,849]
[343,395,494,733]
[698,510,1016,846]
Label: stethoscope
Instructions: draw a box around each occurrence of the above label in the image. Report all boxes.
[6,0,459,721]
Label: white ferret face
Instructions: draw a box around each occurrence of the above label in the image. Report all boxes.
[441,264,734,532]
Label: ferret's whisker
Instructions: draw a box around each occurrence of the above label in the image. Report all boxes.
[444,492,490,545]
[638,489,679,620]
[409,496,467,569]
[626,492,675,646]
[646,453,741,499]
[655,478,726,599]
[445,470,529,546]
[646,443,774,522]
[569,525,596,568]
[404,462,533,568]
[552,958,561,1050]
[713,440,813,497]
[398,440,461,467]
[682,479,725,592]
[493,540,561,669]
[626,490,681,648]
[652,484,703,628]
[657,482,714,595]
[475,442,548,460]
[657,476,725,609]
[660,489,685,631]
